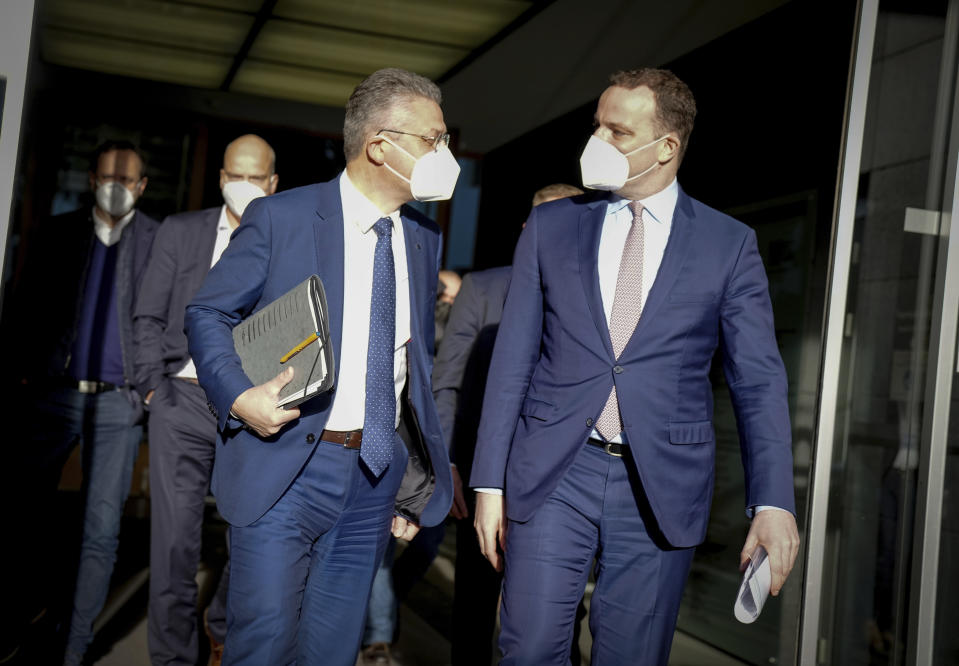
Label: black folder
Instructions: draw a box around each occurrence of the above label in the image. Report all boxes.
[232,275,335,408]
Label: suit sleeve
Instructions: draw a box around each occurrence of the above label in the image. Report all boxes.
[184,198,272,431]
[719,228,796,515]
[431,273,483,463]
[469,209,543,489]
[132,218,178,398]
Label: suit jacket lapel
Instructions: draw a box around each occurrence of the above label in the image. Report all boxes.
[621,187,696,356]
[192,208,220,294]
[579,201,614,360]
[401,211,424,348]
[313,182,346,387]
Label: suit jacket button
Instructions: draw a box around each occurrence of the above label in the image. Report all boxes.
[586,418,593,427]
[613,365,624,374]
[306,433,315,444]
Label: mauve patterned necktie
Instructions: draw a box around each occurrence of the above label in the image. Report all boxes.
[595,201,646,441]
[362,217,396,476]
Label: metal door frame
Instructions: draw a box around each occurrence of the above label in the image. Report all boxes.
[800,0,959,663]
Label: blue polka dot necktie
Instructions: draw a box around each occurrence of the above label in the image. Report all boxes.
[362,217,396,477]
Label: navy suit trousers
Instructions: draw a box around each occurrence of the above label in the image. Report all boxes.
[224,433,408,666]
[499,442,696,666]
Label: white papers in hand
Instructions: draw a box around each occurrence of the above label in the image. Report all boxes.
[734,545,771,624]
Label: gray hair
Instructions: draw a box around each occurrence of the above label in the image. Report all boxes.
[343,68,442,161]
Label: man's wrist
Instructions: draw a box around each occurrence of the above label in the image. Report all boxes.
[748,505,790,518]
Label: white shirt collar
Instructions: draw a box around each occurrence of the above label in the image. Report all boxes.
[606,177,680,225]
[340,171,401,233]
[91,206,135,246]
[216,204,232,232]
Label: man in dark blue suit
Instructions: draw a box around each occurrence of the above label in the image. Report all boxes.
[184,68,456,665]
[472,68,800,665]
[134,134,278,666]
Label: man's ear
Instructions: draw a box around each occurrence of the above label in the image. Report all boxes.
[367,137,388,165]
[659,133,681,163]
[137,177,149,196]
[88,172,97,191]
[268,174,279,195]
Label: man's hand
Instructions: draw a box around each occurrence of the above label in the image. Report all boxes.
[474,492,507,572]
[448,466,468,520]
[741,509,800,596]
[392,515,419,541]
[230,367,300,438]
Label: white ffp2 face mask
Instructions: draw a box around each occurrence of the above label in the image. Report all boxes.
[222,180,267,219]
[381,137,461,202]
[95,181,137,217]
[579,134,669,191]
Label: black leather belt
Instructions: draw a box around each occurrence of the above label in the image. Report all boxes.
[68,379,119,394]
[587,437,625,457]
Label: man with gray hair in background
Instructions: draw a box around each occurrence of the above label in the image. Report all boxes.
[184,68,455,665]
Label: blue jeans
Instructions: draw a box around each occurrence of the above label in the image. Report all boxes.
[363,521,446,646]
[31,387,142,665]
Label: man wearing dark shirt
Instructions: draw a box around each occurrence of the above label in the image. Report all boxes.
[3,140,158,665]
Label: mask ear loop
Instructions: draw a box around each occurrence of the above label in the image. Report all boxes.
[378,135,417,185]
[622,135,670,183]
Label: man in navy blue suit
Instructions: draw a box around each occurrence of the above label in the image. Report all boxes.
[471,68,800,665]
[184,68,456,665]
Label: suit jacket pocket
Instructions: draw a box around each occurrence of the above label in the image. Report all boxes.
[668,420,714,444]
[668,291,719,303]
[521,395,555,422]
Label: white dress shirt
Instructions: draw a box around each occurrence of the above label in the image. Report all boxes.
[324,171,411,431]
[175,205,234,380]
[591,179,679,444]
[92,206,135,246]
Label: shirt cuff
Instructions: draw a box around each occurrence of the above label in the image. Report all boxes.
[475,487,503,495]
[747,505,790,518]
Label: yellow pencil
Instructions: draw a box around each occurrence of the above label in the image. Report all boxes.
[280,331,320,363]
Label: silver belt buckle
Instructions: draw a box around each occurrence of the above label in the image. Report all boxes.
[604,442,623,458]
[77,380,96,394]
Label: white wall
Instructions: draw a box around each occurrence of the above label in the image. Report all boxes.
[0,0,37,284]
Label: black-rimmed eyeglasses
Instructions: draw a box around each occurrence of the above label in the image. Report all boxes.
[377,128,451,150]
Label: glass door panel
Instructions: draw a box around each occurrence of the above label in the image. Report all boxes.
[816,1,956,664]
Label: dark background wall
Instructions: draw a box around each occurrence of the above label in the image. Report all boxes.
[472,0,858,269]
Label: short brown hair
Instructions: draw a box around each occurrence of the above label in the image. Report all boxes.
[532,183,584,207]
[609,68,696,157]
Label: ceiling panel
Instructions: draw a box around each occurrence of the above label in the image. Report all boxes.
[230,61,364,107]
[37,0,542,109]
[273,0,532,48]
[171,0,263,11]
[41,27,232,88]
[250,20,468,79]
[42,0,254,54]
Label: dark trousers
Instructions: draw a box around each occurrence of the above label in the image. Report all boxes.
[499,443,696,666]
[224,434,408,665]
[147,377,229,665]
[451,494,503,666]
